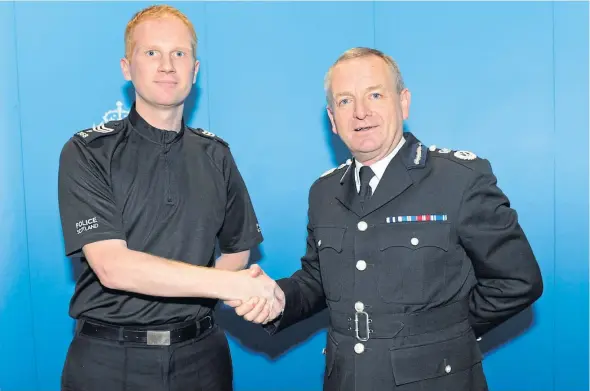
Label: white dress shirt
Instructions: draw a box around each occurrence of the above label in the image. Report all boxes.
[354,136,406,194]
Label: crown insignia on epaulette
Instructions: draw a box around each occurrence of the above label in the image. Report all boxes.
[453,150,477,160]
[428,145,477,160]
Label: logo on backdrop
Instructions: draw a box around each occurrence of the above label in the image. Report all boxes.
[93,101,129,127]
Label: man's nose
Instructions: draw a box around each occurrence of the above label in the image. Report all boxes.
[159,56,175,73]
[354,100,369,120]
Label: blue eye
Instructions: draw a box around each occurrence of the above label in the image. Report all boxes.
[339,98,350,106]
[371,92,382,99]
[174,51,185,57]
[146,50,156,56]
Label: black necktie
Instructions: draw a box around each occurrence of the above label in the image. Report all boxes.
[359,166,375,202]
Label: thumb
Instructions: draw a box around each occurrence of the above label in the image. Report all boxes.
[249,264,264,277]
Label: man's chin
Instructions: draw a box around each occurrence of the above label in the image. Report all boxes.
[150,99,186,109]
[354,143,381,157]
[352,150,381,164]
[136,91,188,109]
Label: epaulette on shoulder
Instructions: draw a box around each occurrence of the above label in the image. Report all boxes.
[318,158,352,180]
[74,121,122,143]
[188,127,229,147]
[427,144,490,172]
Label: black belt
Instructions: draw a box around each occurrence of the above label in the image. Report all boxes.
[79,315,214,346]
[330,301,469,341]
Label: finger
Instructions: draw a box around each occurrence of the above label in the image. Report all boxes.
[243,301,265,322]
[224,300,241,307]
[235,304,254,317]
[239,297,262,318]
[253,302,271,324]
[263,311,276,324]
[244,298,266,322]
[235,297,258,317]
[249,264,262,277]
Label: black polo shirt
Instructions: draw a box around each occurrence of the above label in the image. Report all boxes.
[58,105,263,326]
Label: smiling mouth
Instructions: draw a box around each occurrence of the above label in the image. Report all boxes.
[354,125,377,132]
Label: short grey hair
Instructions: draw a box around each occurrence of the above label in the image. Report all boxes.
[324,47,405,106]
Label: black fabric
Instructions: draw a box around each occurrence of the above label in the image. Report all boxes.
[57,104,263,325]
[330,300,469,339]
[265,132,542,391]
[61,324,233,391]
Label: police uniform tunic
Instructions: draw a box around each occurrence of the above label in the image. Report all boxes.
[267,132,542,391]
[58,105,263,326]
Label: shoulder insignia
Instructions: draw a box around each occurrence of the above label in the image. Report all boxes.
[320,158,352,178]
[453,150,477,160]
[189,127,229,147]
[75,121,122,143]
[429,145,451,153]
[428,144,488,171]
[413,142,425,165]
[429,145,477,159]
[403,142,428,169]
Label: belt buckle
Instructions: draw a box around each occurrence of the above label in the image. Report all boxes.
[146,330,171,346]
[201,315,213,329]
[354,310,370,342]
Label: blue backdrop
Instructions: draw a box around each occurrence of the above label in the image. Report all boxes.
[1,1,588,391]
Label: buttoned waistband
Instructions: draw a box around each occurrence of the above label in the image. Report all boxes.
[330,301,469,341]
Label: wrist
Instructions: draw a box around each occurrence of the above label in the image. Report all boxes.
[224,270,250,301]
[203,268,243,301]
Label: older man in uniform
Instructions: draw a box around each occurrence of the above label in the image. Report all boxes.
[57,5,279,391]
[231,47,543,391]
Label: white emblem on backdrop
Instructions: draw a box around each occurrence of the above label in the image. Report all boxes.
[93,101,130,127]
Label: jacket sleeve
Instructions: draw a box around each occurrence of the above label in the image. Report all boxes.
[457,160,543,337]
[264,188,327,334]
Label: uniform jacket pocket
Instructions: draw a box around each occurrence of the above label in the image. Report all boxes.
[389,328,483,385]
[377,223,452,304]
[315,226,346,301]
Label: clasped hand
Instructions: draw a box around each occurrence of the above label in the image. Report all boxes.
[225,264,285,324]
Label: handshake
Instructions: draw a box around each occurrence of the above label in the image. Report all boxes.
[224,264,285,324]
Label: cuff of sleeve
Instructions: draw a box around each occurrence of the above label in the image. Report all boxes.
[219,233,264,254]
[65,231,127,257]
[469,316,495,338]
[262,278,300,335]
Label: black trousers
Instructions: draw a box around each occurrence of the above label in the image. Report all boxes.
[61,320,233,391]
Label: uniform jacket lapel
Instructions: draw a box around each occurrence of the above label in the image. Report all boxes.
[334,132,430,218]
[335,161,364,217]
[362,156,412,216]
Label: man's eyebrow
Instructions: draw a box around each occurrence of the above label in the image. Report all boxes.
[365,84,385,92]
[333,85,385,99]
[334,91,353,99]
